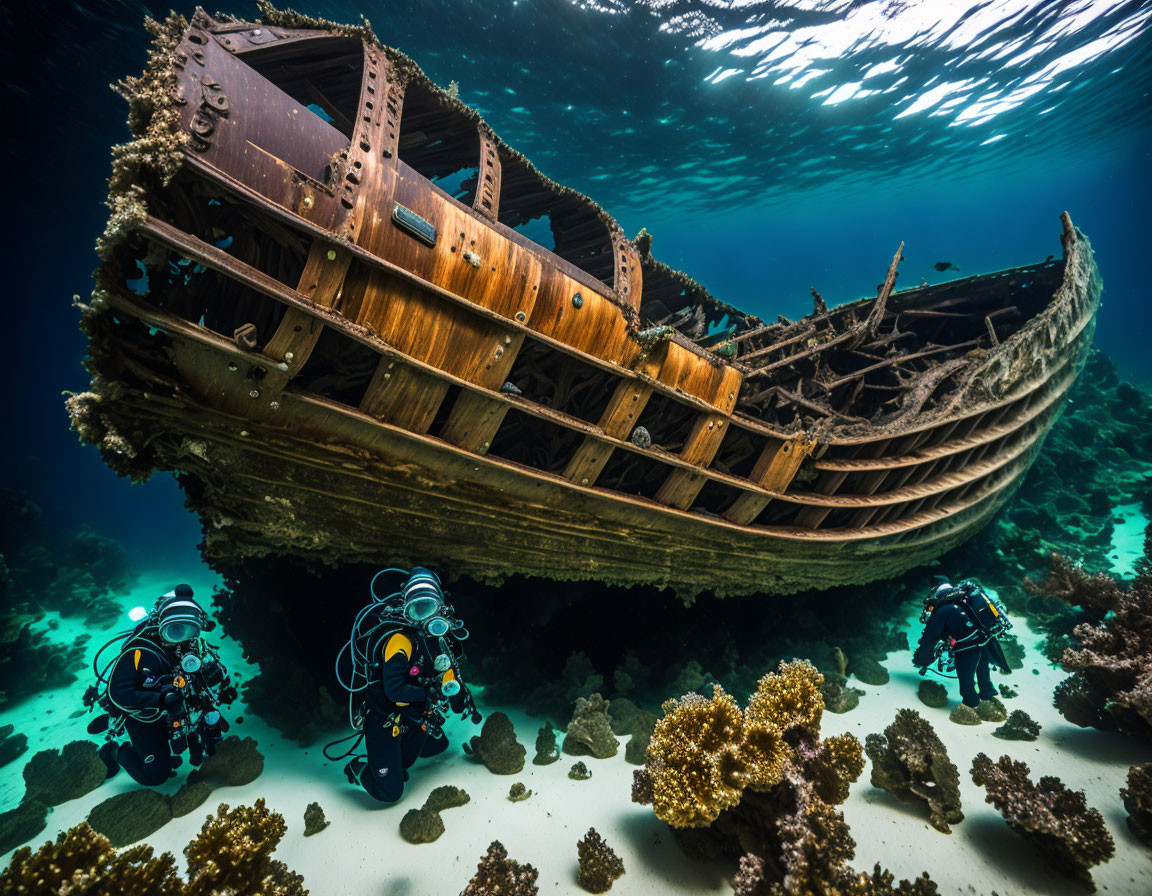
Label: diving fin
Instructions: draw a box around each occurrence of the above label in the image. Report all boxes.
[87,713,111,734]
[988,639,1012,673]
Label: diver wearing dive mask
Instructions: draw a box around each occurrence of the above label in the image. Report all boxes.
[332,567,481,803]
[89,584,234,785]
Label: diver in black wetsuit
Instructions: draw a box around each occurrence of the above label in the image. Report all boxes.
[87,585,234,785]
[332,568,481,804]
[913,579,1012,708]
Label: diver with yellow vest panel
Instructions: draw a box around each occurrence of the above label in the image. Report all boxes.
[331,568,481,803]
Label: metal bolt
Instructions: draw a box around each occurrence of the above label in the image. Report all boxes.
[515,311,527,322]
[284,351,294,362]
[227,361,238,372]
[249,389,260,399]
[572,292,583,309]
[240,430,249,437]
[327,249,337,261]
[269,401,280,410]
[301,196,314,211]
[504,335,512,344]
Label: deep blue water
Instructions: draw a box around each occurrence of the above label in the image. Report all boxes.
[1,0,1150,559]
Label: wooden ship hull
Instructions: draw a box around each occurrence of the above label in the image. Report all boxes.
[71,8,1102,596]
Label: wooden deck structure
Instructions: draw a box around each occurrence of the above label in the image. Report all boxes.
[69,8,1102,596]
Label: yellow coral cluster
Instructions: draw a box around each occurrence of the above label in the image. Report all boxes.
[644,661,829,828]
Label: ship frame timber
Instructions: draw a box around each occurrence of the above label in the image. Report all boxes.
[70,8,1103,596]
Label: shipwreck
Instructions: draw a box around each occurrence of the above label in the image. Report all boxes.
[70,6,1102,596]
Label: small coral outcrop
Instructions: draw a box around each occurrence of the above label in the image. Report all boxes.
[465,712,526,774]
[1023,527,1152,741]
[0,800,48,857]
[532,722,560,765]
[976,698,1007,722]
[0,799,304,895]
[400,785,470,843]
[87,788,174,847]
[22,740,106,806]
[851,657,889,686]
[170,780,213,817]
[303,802,329,837]
[400,807,445,845]
[460,840,539,896]
[917,681,948,708]
[970,753,1114,890]
[992,710,1042,741]
[1121,763,1152,848]
[569,761,592,780]
[576,827,624,893]
[949,704,981,725]
[0,724,28,769]
[508,782,532,802]
[865,709,963,834]
[562,694,619,759]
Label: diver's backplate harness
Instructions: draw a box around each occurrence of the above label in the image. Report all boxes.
[327,567,481,761]
[919,579,1012,678]
[84,591,236,766]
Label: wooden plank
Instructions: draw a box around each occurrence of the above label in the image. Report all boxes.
[263,241,352,369]
[723,433,817,525]
[360,360,449,433]
[563,380,653,485]
[655,414,730,509]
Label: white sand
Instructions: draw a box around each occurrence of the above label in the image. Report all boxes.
[2,513,1150,894]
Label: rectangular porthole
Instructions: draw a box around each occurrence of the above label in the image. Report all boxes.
[392,203,437,246]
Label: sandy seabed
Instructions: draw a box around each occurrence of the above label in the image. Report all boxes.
[2,509,1150,894]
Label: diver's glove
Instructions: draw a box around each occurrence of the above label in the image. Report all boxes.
[160,687,184,710]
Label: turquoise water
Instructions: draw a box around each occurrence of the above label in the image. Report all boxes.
[2,2,1151,893]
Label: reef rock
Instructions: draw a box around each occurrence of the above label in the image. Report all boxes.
[949,704,981,726]
[569,761,592,781]
[970,753,1114,890]
[976,698,1008,722]
[508,783,532,802]
[425,785,471,812]
[821,678,864,714]
[865,709,963,833]
[563,694,618,759]
[1121,763,1152,848]
[460,840,539,896]
[22,740,106,806]
[170,780,213,818]
[186,735,264,788]
[851,657,890,686]
[917,680,949,708]
[400,807,445,845]
[0,800,48,857]
[576,827,624,893]
[303,802,329,836]
[532,722,560,766]
[0,724,28,769]
[87,788,173,847]
[992,710,1042,741]
[466,712,526,774]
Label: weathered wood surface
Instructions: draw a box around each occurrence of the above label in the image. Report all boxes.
[69,10,1104,595]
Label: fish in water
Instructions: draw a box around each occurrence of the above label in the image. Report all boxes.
[934,261,959,272]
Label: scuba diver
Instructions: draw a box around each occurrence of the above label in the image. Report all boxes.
[330,567,482,804]
[85,584,236,785]
[913,578,1013,708]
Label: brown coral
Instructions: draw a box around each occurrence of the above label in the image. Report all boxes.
[865,709,963,833]
[0,800,303,895]
[576,828,624,893]
[1025,526,1152,741]
[970,753,1114,890]
[562,694,619,759]
[460,840,539,896]
[1121,762,1152,848]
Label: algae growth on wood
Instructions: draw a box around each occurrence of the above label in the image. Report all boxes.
[69,5,1102,596]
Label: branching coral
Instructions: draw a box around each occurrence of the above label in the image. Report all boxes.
[633,660,915,895]
[865,709,963,833]
[576,828,625,893]
[970,753,1114,890]
[992,709,1042,741]
[0,800,304,895]
[1024,524,1152,741]
[460,840,539,896]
